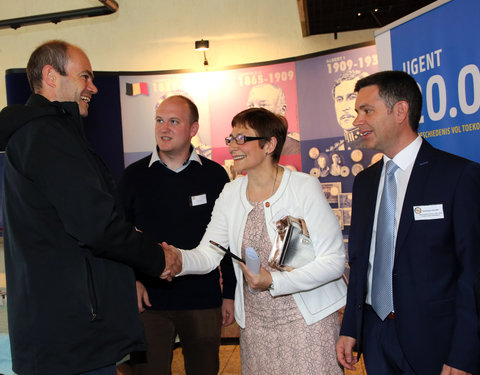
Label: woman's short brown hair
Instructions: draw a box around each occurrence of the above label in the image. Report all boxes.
[231,108,287,163]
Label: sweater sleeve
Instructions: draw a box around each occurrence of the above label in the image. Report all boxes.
[216,168,237,300]
[220,255,236,300]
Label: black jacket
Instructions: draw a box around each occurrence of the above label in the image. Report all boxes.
[0,94,165,374]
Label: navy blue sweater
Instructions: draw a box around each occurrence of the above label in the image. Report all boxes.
[118,154,235,310]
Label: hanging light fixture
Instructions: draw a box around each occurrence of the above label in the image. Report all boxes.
[195,39,209,66]
[195,39,209,51]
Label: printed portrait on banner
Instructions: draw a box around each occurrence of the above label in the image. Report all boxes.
[207,62,301,175]
[296,43,380,281]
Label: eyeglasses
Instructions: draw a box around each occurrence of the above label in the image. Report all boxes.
[225,134,267,146]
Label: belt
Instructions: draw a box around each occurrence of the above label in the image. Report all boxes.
[365,304,395,320]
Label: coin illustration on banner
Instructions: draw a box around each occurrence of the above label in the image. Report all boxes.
[309,147,320,159]
[350,149,363,162]
[352,163,364,176]
[310,168,320,178]
[371,152,383,165]
[340,166,350,177]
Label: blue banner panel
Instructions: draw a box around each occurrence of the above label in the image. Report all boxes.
[389,0,480,162]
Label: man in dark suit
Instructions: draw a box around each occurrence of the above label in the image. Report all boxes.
[336,70,480,375]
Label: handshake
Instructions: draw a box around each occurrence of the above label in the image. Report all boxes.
[160,242,183,281]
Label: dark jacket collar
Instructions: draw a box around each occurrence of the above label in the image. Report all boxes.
[0,94,82,150]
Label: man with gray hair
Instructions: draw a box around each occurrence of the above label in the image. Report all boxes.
[0,40,180,375]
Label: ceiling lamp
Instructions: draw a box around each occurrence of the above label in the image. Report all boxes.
[195,39,209,66]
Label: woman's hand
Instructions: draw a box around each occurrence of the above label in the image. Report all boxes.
[239,262,273,292]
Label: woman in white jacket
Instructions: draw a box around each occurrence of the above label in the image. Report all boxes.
[165,108,346,374]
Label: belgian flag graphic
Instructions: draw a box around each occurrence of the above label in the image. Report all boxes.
[125,82,149,96]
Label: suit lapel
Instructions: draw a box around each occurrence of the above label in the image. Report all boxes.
[364,162,383,234]
[355,160,383,259]
[395,141,436,257]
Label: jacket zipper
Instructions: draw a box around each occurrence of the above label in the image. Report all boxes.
[85,259,98,321]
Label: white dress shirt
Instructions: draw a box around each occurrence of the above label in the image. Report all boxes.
[148,145,202,172]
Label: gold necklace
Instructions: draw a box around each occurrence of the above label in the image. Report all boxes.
[265,165,278,208]
[246,165,279,205]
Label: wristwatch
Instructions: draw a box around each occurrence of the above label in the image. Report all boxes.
[268,281,274,291]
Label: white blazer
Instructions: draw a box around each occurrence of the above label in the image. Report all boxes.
[178,166,346,328]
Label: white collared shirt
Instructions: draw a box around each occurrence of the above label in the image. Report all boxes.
[148,145,202,173]
[366,135,423,305]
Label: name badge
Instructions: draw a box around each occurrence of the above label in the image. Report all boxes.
[413,204,444,220]
[191,194,207,207]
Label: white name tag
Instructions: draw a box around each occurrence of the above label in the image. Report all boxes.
[191,194,207,206]
[413,204,444,220]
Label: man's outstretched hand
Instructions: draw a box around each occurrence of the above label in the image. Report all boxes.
[160,242,182,281]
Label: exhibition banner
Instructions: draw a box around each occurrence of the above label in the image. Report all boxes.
[296,44,379,197]
[375,0,480,163]
[119,62,302,172]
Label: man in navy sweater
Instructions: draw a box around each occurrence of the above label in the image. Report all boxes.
[118,95,235,375]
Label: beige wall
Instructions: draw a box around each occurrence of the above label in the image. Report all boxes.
[0,0,375,108]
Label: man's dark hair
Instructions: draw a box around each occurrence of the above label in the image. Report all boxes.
[26,40,71,93]
[355,70,423,132]
[231,107,286,163]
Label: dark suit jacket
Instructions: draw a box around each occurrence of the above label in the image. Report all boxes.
[341,140,480,374]
[476,272,480,333]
